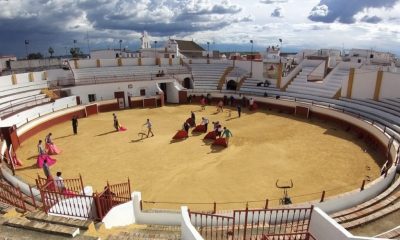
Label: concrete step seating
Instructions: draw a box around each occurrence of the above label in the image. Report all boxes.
[105,224,181,240]
[286,66,348,98]
[340,98,400,119]
[0,82,49,98]
[340,197,400,229]
[0,96,50,118]
[192,63,231,90]
[25,211,93,230]
[0,90,42,105]
[73,65,187,80]
[382,99,400,109]
[374,226,400,239]
[0,93,47,111]
[240,78,277,90]
[330,177,400,229]
[4,217,80,238]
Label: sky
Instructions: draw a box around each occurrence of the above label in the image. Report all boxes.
[0,0,400,57]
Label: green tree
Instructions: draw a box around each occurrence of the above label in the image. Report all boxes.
[48,47,54,58]
[27,52,43,59]
[70,47,82,58]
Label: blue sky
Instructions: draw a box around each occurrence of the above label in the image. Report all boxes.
[1,0,399,57]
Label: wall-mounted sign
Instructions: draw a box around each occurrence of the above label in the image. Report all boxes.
[128,84,133,88]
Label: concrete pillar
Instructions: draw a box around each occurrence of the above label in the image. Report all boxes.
[73,59,79,69]
[346,68,355,98]
[373,70,383,101]
[11,74,17,85]
[28,72,34,82]
[277,63,283,89]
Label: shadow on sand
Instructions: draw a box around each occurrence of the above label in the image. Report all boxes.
[54,134,74,140]
[15,163,37,171]
[170,138,187,144]
[96,130,117,137]
[209,144,226,153]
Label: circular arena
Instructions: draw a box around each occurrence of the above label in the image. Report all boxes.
[14,104,384,210]
[0,52,399,239]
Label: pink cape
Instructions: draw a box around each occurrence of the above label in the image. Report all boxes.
[119,125,127,131]
[37,154,57,168]
[46,143,62,155]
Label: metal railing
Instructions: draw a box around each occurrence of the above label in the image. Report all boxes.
[190,206,314,240]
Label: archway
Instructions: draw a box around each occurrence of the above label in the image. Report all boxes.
[183,78,192,89]
[226,80,237,91]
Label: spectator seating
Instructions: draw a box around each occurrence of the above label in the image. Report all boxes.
[191,63,231,90]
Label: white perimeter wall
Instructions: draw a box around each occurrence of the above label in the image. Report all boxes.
[234,60,264,80]
[65,80,179,105]
[310,208,388,240]
[380,72,400,99]
[352,69,376,99]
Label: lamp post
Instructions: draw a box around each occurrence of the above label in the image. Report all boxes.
[279,38,283,56]
[24,40,29,59]
[154,40,158,65]
[119,39,122,56]
[207,42,210,58]
[250,40,254,78]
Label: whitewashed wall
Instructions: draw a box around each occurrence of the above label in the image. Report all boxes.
[380,72,400,99]
[78,59,97,68]
[234,60,264,80]
[122,58,139,66]
[101,59,118,67]
[0,96,77,127]
[65,80,179,105]
[309,208,388,240]
[352,69,376,99]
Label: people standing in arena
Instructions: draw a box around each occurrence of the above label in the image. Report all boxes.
[113,113,119,131]
[237,104,242,117]
[201,117,209,132]
[43,159,51,179]
[72,115,78,135]
[144,119,154,137]
[200,97,206,110]
[222,127,233,145]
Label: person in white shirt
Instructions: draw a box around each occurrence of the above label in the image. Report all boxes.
[55,171,65,192]
[201,117,209,132]
[143,119,154,137]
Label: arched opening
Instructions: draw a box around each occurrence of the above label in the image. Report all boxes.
[183,78,192,89]
[226,80,237,91]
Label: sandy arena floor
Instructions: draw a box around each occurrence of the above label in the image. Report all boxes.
[15,104,384,210]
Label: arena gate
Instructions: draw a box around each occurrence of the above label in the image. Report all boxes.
[36,176,131,220]
[189,206,315,240]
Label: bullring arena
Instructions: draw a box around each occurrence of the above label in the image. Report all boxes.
[0,45,400,240]
[15,104,383,210]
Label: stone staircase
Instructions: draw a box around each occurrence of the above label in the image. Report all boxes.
[105,224,181,240]
[3,210,98,239]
